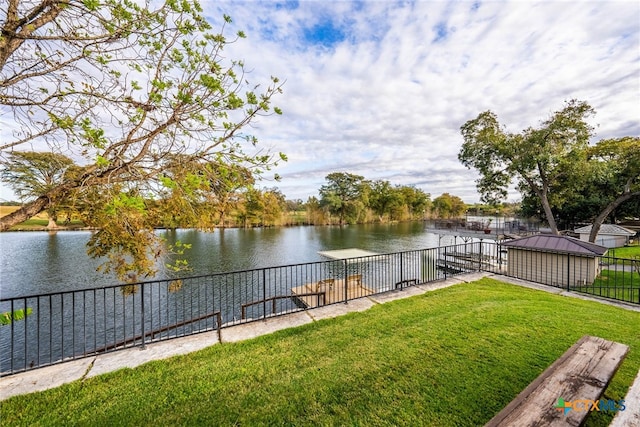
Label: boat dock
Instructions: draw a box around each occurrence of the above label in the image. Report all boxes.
[291,275,375,308]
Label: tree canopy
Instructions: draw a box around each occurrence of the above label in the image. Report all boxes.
[0,1,284,280]
[432,193,466,219]
[582,136,639,241]
[319,172,368,225]
[459,100,595,234]
[0,151,76,228]
[459,101,639,240]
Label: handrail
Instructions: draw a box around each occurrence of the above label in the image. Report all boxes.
[92,311,222,353]
[241,293,326,319]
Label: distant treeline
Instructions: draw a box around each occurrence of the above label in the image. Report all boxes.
[1,172,518,229]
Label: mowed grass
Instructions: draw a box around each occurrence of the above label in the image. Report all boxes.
[576,269,640,304]
[1,278,639,426]
[607,244,640,261]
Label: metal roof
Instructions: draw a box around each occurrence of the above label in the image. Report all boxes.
[501,234,608,257]
[574,224,636,236]
[318,248,379,260]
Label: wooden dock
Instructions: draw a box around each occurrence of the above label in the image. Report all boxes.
[291,275,375,308]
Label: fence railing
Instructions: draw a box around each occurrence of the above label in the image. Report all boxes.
[431,218,540,236]
[1,241,637,376]
[1,244,482,375]
[478,245,640,305]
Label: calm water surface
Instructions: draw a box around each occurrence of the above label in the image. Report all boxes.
[0,222,454,298]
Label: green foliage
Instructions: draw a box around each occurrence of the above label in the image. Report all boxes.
[368,180,402,220]
[0,152,75,202]
[319,172,368,224]
[0,308,33,326]
[519,136,639,230]
[1,1,285,279]
[459,100,596,233]
[433,193,466,218]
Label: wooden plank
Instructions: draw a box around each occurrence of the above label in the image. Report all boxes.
[485,335,629,427]
[291,279,375,308]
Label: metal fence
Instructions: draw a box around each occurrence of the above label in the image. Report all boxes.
[1,241,637,376]
[0,244,480,375]
[478,243,640,305]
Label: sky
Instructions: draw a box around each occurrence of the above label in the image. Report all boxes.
[1,0,639,204]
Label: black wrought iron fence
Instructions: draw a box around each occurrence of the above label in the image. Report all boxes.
[2,241,636,376]
[479,243,640,305]
[0,244,481,375]
[580,254,640,304]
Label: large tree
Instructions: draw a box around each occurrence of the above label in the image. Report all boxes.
[319,172,367,225]
[432,193,466,219]
[459,100,595,234]
[398,185,431,219]
[368,180,402,221]
[0,151,76,228]
[154,154,256,229]
[0,1,284,280]
[519,136,640,236]
[584,136,640,242]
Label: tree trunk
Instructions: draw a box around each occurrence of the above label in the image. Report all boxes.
[46,214,58,229]
[0,196,50,231]
[539,192,559,234]
[588,191,640,243]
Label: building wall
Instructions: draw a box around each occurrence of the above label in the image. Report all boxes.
[578,233,628,248]
[506,249,598,287]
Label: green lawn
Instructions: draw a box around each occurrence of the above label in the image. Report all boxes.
[574,269,640,304]
[607,244,640,261]
[2,278,639,426]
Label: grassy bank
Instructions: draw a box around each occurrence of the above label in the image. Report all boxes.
[608,243,640,260]
[577,269,640,303]
[1,278,638,426]
[0,206,85,230]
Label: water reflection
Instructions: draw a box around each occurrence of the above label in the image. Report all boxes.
[0,222,448,298]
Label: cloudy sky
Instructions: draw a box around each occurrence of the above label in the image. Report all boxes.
[1,0,639,203]
[205,0,640,203]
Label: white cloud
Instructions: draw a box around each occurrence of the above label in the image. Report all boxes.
[1,0,638,205]
[204,0,639,203]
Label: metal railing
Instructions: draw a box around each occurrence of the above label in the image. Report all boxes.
[0,244,479,375]
[1,242,637,376]
[478,243,640,305]
[430,218,540,237]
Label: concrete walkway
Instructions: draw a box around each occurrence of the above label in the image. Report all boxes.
[611,368,640,427]
[2,271,639,425]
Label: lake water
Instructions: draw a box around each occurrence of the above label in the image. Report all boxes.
[0,222,456,298]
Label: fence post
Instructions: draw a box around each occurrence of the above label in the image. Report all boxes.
[262,269,267,319]
[140,282,146,350]
[400,252,404,284]
[479,241,483,272]
[443,246,448,280]
[344,259,348,303]
[567,253,571,291]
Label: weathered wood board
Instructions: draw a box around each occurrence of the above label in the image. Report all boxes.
[485,335,629,427]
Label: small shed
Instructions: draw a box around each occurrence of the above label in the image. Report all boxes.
[573,224,636,248]
[501,235,607,288]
